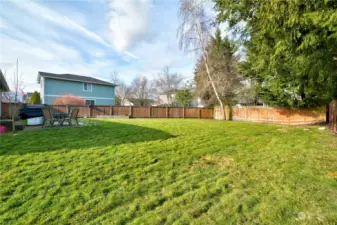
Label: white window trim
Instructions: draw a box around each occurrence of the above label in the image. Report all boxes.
[41,77,45,103]
[83,82,93,92]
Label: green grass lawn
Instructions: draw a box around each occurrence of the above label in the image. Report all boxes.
[0,119,336,225]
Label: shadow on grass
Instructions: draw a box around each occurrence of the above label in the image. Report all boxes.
[0,120,175,155]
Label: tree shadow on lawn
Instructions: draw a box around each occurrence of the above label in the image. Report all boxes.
[0,120,175,155]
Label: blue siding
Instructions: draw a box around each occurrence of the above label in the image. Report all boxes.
[43,78,115,105]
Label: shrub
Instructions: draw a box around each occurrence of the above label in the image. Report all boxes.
[53,94,85,105]
[28,91,41,104]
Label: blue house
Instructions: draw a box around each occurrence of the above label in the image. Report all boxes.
[37,72,116,105]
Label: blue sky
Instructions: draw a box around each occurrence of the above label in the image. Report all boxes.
[0,0,206,92]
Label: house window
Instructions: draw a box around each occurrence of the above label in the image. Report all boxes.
[83,83,92,92]
[85,100,95,105]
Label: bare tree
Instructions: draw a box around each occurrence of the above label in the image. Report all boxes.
[177,0,225,119]
[155,66,183,106]
[109,70,131,105]
[2,59,25,132]
[110,70,120,85]
[3,60,25,103]
[116,82,131,106]
[130,76,155,106]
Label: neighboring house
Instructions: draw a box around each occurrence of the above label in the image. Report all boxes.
[37,72,116,105]
[1,92,22,103]
[0,69,10,117]
[236,97,265,107]
[191,97,206,108]
[158,94,176,106]
[122,98,155,106]
[22,92,34,103]
[156,94,205,108]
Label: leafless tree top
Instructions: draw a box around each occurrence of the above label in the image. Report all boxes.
[130,76,155,101]
[155,66,183,96]
[177,0,212,54]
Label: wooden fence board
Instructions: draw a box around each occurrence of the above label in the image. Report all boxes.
[151,107,166,118]
[215,106,326,125]
[113,106,130,116]
[185,108,199,118]
[169,108,183,118]
[1,102,21,118]
[200,108,213,119]
[2,103,331,126]
[132,106,150,118]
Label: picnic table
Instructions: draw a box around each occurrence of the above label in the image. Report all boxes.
[42,109,80,127]
[52,112,68,125]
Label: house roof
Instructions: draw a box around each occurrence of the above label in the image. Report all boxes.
[127,98,155,106]
[37,71,116,87]
[0,69,10,92]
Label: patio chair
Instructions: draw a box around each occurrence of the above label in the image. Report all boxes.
[64,108,79,126]
[42,109,57,127]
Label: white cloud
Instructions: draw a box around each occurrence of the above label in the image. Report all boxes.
[0,33,116,92]
[0,0,201,93]
[10,0,111,48]
[108,0,152,52]
[123,51,139,60]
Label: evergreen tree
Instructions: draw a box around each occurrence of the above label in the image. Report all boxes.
[195,29,242,106]
[214,0,337,107]
[115,96,121,106]
[176,89,193,107]
[28,91,41,104]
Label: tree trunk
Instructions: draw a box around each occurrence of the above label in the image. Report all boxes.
[203,58,225,120]
[11,104,15,133]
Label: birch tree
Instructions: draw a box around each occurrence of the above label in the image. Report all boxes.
[195,29,242,109]
[177,0,226,119]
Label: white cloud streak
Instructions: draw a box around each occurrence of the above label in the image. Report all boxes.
[124,51,139,60]
[108,0,152,52]
[11,0,111,48]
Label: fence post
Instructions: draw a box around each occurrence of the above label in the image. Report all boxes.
[88,105,92,118]
[166,107,169,118]
[149,106,151,118]
[110,106,113,116]
[183,107,185,119]
[130,106,133,118]
[199,108,201,119]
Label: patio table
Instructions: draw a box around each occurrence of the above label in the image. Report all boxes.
[52,112,69,126]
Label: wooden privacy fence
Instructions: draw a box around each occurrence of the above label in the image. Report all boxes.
[1,102,22,118]
[46,105,214,119]
[2,102,334,129]
[214,106,326,125]
[328,100,337,133]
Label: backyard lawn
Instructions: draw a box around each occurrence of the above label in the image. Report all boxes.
[0,119,336,224]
